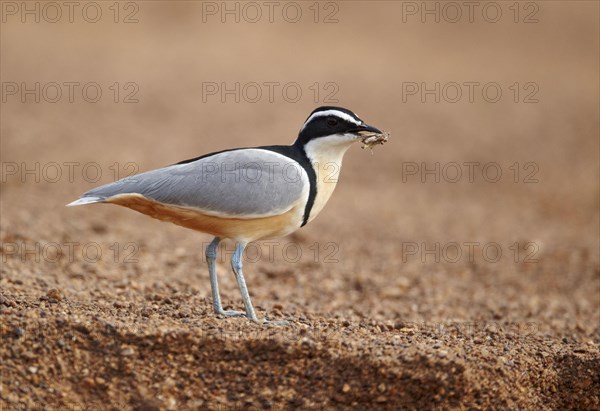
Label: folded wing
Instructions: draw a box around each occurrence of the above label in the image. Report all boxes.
[71,149,308,219]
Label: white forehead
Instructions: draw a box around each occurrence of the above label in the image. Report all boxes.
[301,110,362,131]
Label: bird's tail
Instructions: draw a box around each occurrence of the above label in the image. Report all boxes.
[66,196,104,207]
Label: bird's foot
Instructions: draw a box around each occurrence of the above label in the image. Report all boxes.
[214,308,289,325]
[215,309,246,318]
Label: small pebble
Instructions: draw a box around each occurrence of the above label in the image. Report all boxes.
[46,288,64,302]
[121,346,135,356]
[13,327,24,338]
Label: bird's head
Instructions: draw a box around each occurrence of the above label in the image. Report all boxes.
[294,106,383,151]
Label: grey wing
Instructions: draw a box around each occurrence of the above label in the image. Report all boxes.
[79,149,308,218]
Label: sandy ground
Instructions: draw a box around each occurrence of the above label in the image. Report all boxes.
[1,2,599,410]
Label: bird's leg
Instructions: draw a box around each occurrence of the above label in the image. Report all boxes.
[231,242,288,325]
[231,242,259,321]
[206,237,244,317]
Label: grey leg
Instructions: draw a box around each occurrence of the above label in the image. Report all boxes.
[231,242,259,321]
[206,237,244,317]
[231,242,288,325]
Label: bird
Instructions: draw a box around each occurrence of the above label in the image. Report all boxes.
[67,106,385,323]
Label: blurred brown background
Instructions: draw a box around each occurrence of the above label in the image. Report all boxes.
[1,1,599,409]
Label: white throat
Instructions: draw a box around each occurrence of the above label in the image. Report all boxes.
[303,133,357,223]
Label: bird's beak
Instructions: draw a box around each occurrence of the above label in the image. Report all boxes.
[350,123,383,136]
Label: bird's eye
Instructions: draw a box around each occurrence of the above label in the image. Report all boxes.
[326,118,338,127]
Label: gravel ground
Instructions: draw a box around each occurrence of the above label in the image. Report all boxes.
[1,2,599,410]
